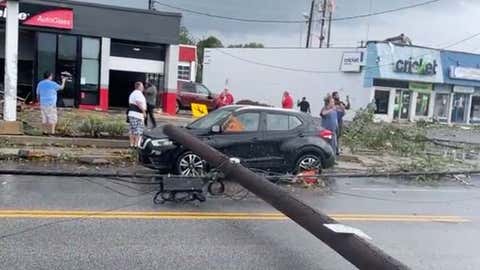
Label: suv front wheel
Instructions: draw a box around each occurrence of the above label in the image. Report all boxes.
[294,153,323,174]
[175,151,207,176]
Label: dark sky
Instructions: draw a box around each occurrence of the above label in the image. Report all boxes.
[76,0,480,52]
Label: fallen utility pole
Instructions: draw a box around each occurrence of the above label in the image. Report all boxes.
[163,124,410,270]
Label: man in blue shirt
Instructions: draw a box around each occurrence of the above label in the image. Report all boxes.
[36,71,66,135]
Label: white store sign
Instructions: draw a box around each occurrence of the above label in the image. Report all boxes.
[453,85,475,94]
[450,66,480,81]
[341,52,363,72]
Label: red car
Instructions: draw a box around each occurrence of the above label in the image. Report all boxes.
[176,81,219,113]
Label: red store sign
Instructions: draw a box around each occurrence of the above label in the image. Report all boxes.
[0,3,74,30]
[23,9,73,30]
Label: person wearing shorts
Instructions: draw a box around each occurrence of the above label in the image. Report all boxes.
[128,82,147,147]
[36,71,66,135]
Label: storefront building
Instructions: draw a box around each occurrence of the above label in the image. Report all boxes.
[364,42,442,122]
[0,0,181,112]
[439,51,480,124]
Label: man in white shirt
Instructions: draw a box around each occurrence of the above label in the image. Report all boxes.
[128,81,147,147]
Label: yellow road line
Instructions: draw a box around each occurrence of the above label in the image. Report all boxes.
[0,210,467,218]
[0,210,470,222]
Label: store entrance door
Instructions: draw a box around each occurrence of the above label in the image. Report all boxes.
[109,70,147,108]
[451,93,469,123]
[393,90,412,120]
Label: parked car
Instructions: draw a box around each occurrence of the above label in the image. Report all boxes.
[138,105,335,176]
[177,81,218,113]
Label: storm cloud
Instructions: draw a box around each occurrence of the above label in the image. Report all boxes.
[78,0,480,51]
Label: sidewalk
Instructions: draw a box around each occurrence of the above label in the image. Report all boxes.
[426,126,480,145]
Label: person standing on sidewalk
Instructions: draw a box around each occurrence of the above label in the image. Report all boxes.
[216,88,234,108]
[128,82,147,148]
[282,91,293,109]
[332,91,350,155]
[320,95,338,155]
[36,71,66,135]
[297,97,311,114]
[144,80,157,128]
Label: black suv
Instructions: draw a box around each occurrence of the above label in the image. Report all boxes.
[139,105,335,176]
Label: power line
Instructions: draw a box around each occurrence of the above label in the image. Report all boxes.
[211,28,480,75]
[332,0,442,21]
[152,0,442,24]
[442,32,480,49]
[214,49,340,74]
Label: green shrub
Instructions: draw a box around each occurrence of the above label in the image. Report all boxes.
[56,118,77,136]
[103,120,127,137]
[79,115,105,137]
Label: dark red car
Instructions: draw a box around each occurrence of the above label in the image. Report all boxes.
[176,81,219,113]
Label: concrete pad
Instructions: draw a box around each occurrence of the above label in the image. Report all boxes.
[0,121,23,135]
[0,135,129,148]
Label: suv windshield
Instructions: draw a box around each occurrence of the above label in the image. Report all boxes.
[187,107,236,129]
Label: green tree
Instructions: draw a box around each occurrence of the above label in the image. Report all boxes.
[196,36,224,82]
[228,42,264,48]
[179,26,195,45]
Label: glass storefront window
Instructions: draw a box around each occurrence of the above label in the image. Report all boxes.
[374,90,389,114]
[82,38,100,59]
[451,93,469,123]
[37,33,57,81]
[394,90,411,120]
[470,96,480,123]
[81,59,99,91]
[415,93,430,116]
[58,35,77,61]
[57,35,78,107]
[433,93,450,121]
[178,65,191,80]
[80,37,101,105]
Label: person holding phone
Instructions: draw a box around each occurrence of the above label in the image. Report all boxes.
[36,71,67,135]
[332,91,350,155]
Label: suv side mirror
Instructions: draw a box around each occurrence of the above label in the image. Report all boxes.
[211,125,221,133]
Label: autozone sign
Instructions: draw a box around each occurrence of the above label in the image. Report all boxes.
[0,3,74,30]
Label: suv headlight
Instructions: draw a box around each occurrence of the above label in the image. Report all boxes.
[151,139,174,147]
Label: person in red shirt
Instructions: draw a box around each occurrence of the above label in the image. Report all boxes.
[282,91,294,109]
[216,88,234,108]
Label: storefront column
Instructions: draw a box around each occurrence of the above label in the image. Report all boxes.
[466,95,473,124]
[409,91,418,122]
[190,61,197,82]
[447,93,454,125]
[0,0,21,134]
[163,44,179,115]
[428,92,435,120]
[2,0,19,121]
[387,89,396,122]
[99,37,111,111]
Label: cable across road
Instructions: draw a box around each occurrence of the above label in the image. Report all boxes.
[152,0,442,24]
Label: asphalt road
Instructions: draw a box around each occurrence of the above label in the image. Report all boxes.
[0,173,479,270]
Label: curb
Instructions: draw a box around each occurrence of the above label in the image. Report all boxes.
[1,135,129,148]
[0,147,135,165]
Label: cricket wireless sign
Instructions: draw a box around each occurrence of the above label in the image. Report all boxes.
[0,5,73,30]
[394,57,438,75]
